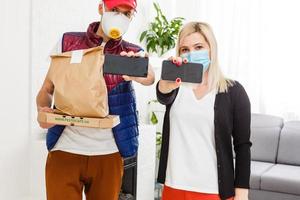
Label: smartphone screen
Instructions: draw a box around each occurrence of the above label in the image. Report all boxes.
[161,60,203,83]
[103,54,148,77]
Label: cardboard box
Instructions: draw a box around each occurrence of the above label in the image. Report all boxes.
[38,112,120,128]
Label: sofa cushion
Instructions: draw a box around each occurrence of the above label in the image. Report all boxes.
[250,189,300,200]
[277,121,300,165]
[250,114,283,163]
[251,113,283,128]
[250,161,275,189]
[261,164,300,195]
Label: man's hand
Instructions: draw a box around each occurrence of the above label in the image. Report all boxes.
[36,75,56,129]
[234,188,249,200]
[37,106,55,129]
[120,51,155,86]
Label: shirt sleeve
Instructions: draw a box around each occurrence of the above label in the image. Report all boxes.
[156,81,178,105]
[231,81,252,189]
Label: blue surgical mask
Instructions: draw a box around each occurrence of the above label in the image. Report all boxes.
[181,50,211,71]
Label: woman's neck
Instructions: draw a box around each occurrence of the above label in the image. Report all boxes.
[202,71,209,85]
[191,71,210,99]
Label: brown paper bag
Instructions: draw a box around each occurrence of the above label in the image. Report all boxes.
[47,46,108,118]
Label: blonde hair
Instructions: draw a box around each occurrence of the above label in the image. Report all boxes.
[176,22,233,93]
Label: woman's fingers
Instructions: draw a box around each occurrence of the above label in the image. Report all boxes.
[172,57,177,64]
[173,79,181,89]
[175,78,182,84]
[175,57,183,66]
[183,57,188,64]
[168,56,174,61]
[168,56,183,66]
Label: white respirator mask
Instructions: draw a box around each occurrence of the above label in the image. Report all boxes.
[101,3,131,39]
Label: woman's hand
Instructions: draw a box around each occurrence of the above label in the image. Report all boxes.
[120,51,155,86]
[158,80,181,94]
[37,106,55,129]
[234,188,249,200]
[158,56,187,94]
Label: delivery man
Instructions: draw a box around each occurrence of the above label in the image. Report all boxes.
[36,0,155,199]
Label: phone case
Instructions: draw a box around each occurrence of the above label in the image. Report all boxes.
[103,54,148,77]
[161,60,203,83]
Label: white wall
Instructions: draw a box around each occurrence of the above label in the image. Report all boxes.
[0,0,31,199]
[259,0,300,119]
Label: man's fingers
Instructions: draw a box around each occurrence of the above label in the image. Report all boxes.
[120,51,127,56]
[126,51,135,57]
[38,107,54,113]
[122,75,132,81]
[44,108,53,113]
[134,51,147,57]
[39,122,54,129]
[121,51,148,58]
[122,75,129,81]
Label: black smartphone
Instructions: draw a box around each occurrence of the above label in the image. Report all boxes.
[103,54,148,77]
[161,60,203,83]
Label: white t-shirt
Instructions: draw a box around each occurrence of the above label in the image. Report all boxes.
[165,84,219,194]
[49,39,118,156]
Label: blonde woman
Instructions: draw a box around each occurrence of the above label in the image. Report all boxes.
[156,22,251,200]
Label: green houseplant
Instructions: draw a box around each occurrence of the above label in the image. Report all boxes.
[148,100,162,149]
[139,2,184,56]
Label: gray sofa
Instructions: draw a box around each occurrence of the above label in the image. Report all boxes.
[249,114,300,200]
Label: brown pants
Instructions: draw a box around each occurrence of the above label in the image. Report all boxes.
[45,151,123,200]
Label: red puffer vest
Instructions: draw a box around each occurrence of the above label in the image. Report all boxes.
[46,22,142,157]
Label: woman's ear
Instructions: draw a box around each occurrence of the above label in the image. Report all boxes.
[98,3,104,15]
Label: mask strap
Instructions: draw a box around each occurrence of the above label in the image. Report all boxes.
[102,2,106,13]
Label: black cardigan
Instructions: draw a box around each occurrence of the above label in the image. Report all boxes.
[156,81,252,200]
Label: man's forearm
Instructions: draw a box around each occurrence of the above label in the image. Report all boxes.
[137,75,155,86]
[136,66,155,86]
[36,90,53,110]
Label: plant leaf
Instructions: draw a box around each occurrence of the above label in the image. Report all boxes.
[138,2,184,56]
[139,30,147,42]
[151,112,158,124]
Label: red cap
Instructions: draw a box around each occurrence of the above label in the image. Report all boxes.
[103,0,137,9]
